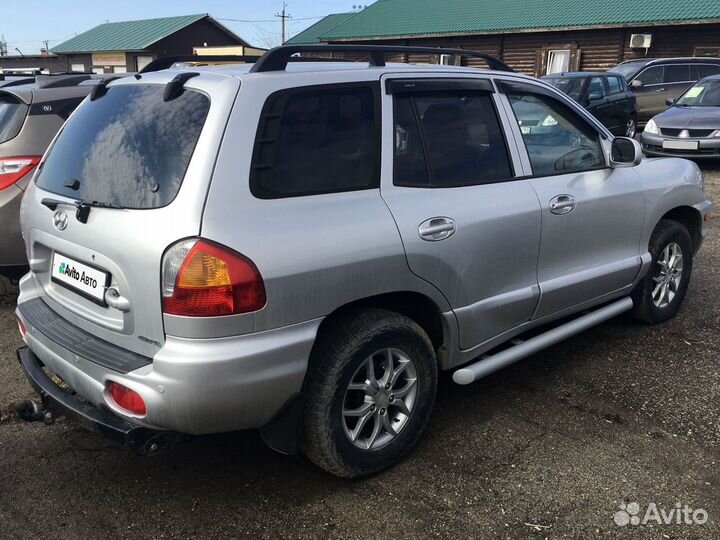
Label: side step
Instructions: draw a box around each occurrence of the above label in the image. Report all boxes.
[453,297,634,385]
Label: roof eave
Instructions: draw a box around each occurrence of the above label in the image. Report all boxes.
[322,18,720,41]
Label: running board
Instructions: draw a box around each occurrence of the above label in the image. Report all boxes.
[452,297,634,385]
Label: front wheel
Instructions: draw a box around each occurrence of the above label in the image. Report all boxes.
[625,115,637,138]
[301,309,437,478]
[632,220,693,323]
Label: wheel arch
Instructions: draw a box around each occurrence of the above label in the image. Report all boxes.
[660,206,702,254]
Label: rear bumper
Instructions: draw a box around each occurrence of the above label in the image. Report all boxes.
[17,346,176,454]
[16,297,321,435]
[641,132,720,158]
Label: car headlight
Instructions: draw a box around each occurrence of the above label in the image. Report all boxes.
[645,119,659,135]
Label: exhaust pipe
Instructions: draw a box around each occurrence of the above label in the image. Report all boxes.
[453,297,634,385]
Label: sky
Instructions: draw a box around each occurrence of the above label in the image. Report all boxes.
[1,0,374,54]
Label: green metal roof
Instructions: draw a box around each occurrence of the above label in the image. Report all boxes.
[322,0,720,40]
[52,14,216,53]
[286,13,358,45]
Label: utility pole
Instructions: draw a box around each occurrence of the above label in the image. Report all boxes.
[43,40,49,52]
[275,2,291,45]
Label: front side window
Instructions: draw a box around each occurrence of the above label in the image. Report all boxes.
[251,85,378,199]
[607,76,622,94]
[393,92,513,187]
[506,92,605,176]
[664,65,691,83]
[587,77,606,100]
[36,85,210,209]
[636,66,663,86]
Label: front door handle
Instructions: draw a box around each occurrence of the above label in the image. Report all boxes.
[550,195,576,215]
[419,217,456,241]
[655,87,666,93]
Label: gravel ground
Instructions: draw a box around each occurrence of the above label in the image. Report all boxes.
[0,164,718,540]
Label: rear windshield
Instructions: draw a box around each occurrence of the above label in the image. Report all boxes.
[543,77,586,101]
[35,84,210,209]
[608,63,643,81]
[0,92,28,144]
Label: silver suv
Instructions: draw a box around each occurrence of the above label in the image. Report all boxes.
[14,45,713,477]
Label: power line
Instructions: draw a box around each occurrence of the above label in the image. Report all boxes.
[217,15,325,23]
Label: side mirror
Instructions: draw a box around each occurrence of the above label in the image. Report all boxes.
[666,98,675,106]
[630,80,644,89]
[610,137,643,168]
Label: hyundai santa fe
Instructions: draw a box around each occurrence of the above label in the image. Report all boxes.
[14,45,713,478]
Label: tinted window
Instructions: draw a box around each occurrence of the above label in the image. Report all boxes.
[506,92,605,176]
[607,76,623,94]
[543,77,585,101]
[699,65,720,78]
[587,77,606,99]
[393,93,513,187]
[665,65,691,83]
[0,92,28,144]
[636,66,663,85]
[609,63,643,81]
[36,85,209,209]
[251,85,378,199]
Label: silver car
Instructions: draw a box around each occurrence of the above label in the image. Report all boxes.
[641,75,720,158]
[14,45,713,478]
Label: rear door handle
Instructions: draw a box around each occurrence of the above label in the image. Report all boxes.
[419,217,456,241]
[550,195,576,215]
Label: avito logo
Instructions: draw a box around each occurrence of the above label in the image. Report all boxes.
[58,262,98,289]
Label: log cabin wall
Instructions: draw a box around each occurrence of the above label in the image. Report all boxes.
[333,23,720,76]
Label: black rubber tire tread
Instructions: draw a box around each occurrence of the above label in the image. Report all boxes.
[632,219,693,324]
[301,308,437,478]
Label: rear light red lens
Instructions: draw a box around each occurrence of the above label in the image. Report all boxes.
[0,156,41,191]
[107,382,147,415]
[162,239,266,317]
[17,317,26,337]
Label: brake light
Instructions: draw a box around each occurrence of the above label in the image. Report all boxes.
[0,156,41,191]
[107,382,147,415]
[17,316,26,337]
[162,239,266,317]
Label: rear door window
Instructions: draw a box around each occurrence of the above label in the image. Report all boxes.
[664,65,691,83]
[35,84,210,209]
[0,92,28,144]
[251,84,379,199]
[393,92,513,187]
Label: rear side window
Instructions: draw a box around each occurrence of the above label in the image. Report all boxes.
[0,93,28,144]
[664,65,690,83]
[251,84,379,199]
[35,84,209,209]
[607,76,623,94]
[393,92,513,187]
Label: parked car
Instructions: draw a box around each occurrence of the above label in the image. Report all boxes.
[609,57,720,125]
[0,74,114,279]
[641,75,720,158]
[542,72,638,137]
[14,45,712,478]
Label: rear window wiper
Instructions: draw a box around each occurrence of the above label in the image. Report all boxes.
[40,197,122,224]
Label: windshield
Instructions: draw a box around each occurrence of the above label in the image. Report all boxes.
[35,84,210,209]
[609,63,643,81]
[543,77,586,101]
[0,92,28,144]
[675,80,720,107]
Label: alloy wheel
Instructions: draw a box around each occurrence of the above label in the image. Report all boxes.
[626,118,637,138]
[342,348,418,450]
[652,242,683,308]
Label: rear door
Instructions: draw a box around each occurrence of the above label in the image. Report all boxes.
[21,73,240,357]
[499,79,645,318]
[380,75,541,350]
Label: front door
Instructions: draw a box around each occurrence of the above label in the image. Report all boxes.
[500,80,646,319]
[380,76,542,350]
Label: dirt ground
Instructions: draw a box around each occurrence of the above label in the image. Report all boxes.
[0,164,718,540]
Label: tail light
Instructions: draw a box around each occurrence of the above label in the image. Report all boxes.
[107,382,146,416]
[162,238,266,317]
[17,316,26,337]
[0,156,41,191]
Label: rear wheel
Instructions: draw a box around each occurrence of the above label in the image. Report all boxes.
[301,309,437,478]
[632,220,693,323]
[625,115,637,138]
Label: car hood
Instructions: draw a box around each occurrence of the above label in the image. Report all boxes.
[654,106,720,129]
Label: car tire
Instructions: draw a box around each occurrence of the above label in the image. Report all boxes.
[626,115,638,138]
[0,275,18,298]
[632,220,693,324]
[301,308,437,478]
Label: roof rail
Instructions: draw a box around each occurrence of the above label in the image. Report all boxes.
[250,44,514,73]
[35,74,92,89]
[140,55,261,74]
